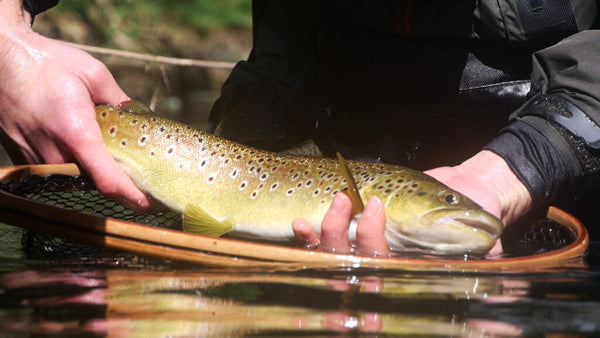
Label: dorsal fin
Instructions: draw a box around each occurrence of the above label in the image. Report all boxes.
[279,140,323,157]
[336,152,364,216]
[118,100,155,114]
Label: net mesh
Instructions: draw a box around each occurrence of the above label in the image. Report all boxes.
[0,173,576,259]
[1,174,180,261]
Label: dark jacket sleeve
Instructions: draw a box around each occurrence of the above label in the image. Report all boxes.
[22,0,59,22]
[485,30,600,206]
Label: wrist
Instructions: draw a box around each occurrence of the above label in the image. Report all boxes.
[457,150,532,225]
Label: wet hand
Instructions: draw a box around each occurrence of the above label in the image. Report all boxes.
[0,6,152,211]
[425,150,532,256]
[292,193,391,256]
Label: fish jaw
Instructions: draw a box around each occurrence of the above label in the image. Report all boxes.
[384,208,504,255]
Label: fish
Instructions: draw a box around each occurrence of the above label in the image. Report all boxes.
[95,102,503,255]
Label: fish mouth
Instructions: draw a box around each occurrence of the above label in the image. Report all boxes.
[426,209,504,237]
[449,216,503,237]
[385,208,504,255]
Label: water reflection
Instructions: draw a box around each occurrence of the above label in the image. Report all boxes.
[1,264,599,336]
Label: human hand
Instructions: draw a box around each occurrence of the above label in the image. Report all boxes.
[425,150,531,226]
[292,192,391,256]
[0,1,152,211]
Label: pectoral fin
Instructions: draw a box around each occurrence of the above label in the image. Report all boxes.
[118,100,155,114]
[336,152,364,216]
[182,204,233,237]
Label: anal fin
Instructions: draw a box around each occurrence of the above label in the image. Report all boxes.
[182,204,233,237]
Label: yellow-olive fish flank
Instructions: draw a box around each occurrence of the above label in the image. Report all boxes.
[96,103,504,255]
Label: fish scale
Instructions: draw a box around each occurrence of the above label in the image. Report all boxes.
[96,103,504,255]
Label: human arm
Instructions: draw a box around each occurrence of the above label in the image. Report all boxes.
[0,0,152,211]
[294,30,600,255]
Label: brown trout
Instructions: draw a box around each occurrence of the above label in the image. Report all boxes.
[96,103,503,255]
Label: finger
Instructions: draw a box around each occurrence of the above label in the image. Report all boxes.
[292,218,320,249]
[320,192,353,253]
[355,197,390,256]
[58,105,152,212]
[485,239,503,258]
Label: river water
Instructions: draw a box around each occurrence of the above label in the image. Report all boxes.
[1,217,599,337]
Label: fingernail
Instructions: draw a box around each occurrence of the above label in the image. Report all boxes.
[364,197,381,216]
[330,194,346,213]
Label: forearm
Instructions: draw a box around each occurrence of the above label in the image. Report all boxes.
[486,30,600,209]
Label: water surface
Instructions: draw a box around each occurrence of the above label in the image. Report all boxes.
[1,222,599,337]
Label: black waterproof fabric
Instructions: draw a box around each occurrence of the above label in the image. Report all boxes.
[209,0,600,233]
[22,0,59,22]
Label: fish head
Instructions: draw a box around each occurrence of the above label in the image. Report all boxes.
[374,174,503,256]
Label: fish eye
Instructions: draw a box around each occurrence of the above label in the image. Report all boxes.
[443,192,458,204]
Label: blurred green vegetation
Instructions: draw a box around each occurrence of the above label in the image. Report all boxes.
[55,0,252,31]
[52,0,252,51]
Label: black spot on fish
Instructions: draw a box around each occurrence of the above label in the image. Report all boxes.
[417,191,426,196]
[306,180,313,187]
